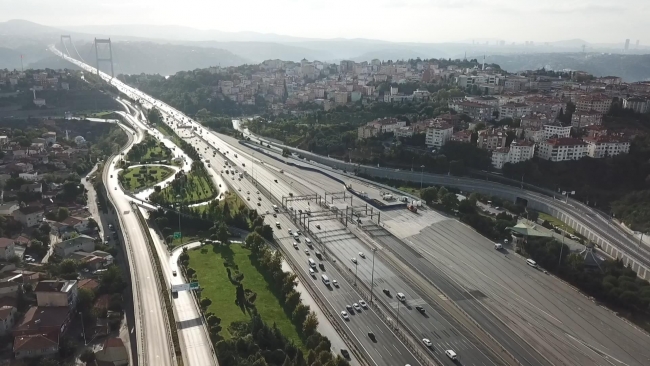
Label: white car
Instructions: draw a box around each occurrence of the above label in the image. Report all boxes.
[293,242,298,249]
[304,249,310,255]
[341,311,349,320]
[445,350,457,360]
[353,303,361,311]
[358,252,365,258]
[396,292,406,302]
[422,338,432,347]
[351,258,357,264]
[332,280,339,287]
[359,300,368,308]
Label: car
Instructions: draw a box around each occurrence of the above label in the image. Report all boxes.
[383,289,391,296]
[265,210,269,214]
[247,197,250,201]
[316,224,321,229]
[309,268,316,277]
[256,191,259,194]
[358,252,365,258]
[332,279,339,287]
[115,187,117,190]
[246,191,250,194]
[345,305,353,312]
[172,270,177,277]
[396,292,406,302]
[359,300,368,308]
[368,332,376,341]
[257,202,261,206]
[276,222,281,228]
[274,179,278,183]
[296,230,301,235]
[293,242,298,249]
[445,350,457,360]
[238,187,241,191]
[415,306,425,314]
[288,229,292,234]
[422,338,432,347]
[304,249,310,255]
[340,349,350,359]
[353,303,361,311]
[341,311,349,320]
[110,175,113,178]
[298,209,302,213]
[258,197,262,201]
[273,213,277,218]
[351,257,357,264]
[494,243,503,250]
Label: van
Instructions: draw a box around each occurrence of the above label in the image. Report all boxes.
[309,268,315,277]
[526,258,537,267]
[321,275,330,286]
[273,204,279,211]
[315,251,322,259]
[308,258,316,268]
[445,350,457,360]
[396,292,406,302]
[305,238,313,247]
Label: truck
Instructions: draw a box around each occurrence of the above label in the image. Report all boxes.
[382,193,394,201]
[407,204,418,213]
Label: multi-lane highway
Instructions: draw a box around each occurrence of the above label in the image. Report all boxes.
[55,46,650,366]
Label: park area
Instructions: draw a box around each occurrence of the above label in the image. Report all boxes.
[188,244,304,347]
[126,135,173,163]
[150,168,217,205]
[119,165,174,191]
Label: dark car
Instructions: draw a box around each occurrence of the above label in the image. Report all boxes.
[340,349,350,359]
[415,306,426,314]
[383,289,391,296]
[318,263,325,270]
[368,332,376,341]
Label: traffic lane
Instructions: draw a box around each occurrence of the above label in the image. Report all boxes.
[374,226,549,366]
[415,221,650,366]
[107,166,173,366]
[317,222,486,366]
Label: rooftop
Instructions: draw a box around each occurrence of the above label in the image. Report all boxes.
[34,280,76,293]
[545,138,587,147]
[14,332,58,352]
[0,237,14,248]
[15,306,69,333]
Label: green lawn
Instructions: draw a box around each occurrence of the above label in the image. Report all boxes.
[189,245,304,348]
[119,165,174,191]
[538,212,576,235]
[156,170,217,204]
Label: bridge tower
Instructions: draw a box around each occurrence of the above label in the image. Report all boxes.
[94,38,115,78]
[60,35,72,56]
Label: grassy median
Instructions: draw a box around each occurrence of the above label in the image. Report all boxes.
[188,244,303,348]
[119,165,174,191]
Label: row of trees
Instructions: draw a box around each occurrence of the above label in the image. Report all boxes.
[125,133,172,163]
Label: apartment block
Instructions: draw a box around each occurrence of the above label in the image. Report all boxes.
[425,121,454,148]
[537,138,588,162]
[584,136,631,158]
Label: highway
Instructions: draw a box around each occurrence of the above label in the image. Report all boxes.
[54,46,650,366]
[222,136,650,366]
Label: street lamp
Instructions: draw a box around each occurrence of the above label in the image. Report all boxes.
[395,300,401,332]
[420,165,425,190]
[354,261,358,286]
[369,248,377,304]
[176,194,182,245]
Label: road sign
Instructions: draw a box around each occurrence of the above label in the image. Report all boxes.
[173,232,181,239]
[171,282,199,292]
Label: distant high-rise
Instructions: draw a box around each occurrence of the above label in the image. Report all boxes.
[625,39,630,50]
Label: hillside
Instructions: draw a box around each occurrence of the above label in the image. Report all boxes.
[490,53,650,82]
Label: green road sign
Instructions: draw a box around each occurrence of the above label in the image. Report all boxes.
[173,232,181,239]
[189,282,200,290]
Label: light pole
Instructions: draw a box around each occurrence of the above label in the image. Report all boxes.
[354,262,358,286]
[369,248,377,304]
[176,194,182,245]
[395,300,401,332]
[420,165,425,190]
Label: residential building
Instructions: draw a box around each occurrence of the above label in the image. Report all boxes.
[543,123,571,140]
[95,338,129,366]
[477,129,507,150]
[0,238,16,260]
[366,118,406,134]
[53,234,95,258]
[333,92,348,105]
[537,138,588,162]
[425,121,454,148]
[357,125,377,140]
[623,96,650,114]
[499,102,530,119]
[0,305,17,336]
[571,110,603,129]
[576,94,612,113]
[394,126,414,138]
[0,201,19,216]
[584,136,631,158]
[448,100,495,121]
[34,280,78,308]
[42,132,56,144]
[451,130,473,143]
[14,333,59,359]
[491,140,535,169]
[521,114,550,129]
[13,306,71,337]
[13,206,44,227]
[60,216,88,232]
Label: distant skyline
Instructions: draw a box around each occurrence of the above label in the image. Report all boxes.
[2,0,648,44]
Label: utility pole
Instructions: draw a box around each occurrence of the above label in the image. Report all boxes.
[369,248,377,304]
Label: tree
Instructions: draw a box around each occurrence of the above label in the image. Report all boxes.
[77,288,95,313]
[217,222,230,245]
[57,207,70,221]
[302,312,319,336]
[420,187,438,204]
[292,304,310,325]
[79,349,96,364]
[201,297,213,310]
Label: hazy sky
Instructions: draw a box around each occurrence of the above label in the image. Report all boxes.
[2,0,648,43]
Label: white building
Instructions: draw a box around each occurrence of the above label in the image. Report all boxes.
[499,102,530,119]
[53,235,95,258]
[576,94,612,113]
[623,97,650,114]
[537,138,588,162]
[491,141,535,169]
[395,126,414,138]
[584,136,631,158]
[425,121,454,148]
[571,111,603,129]
[543,123,571,140]
[12,206,44,227]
